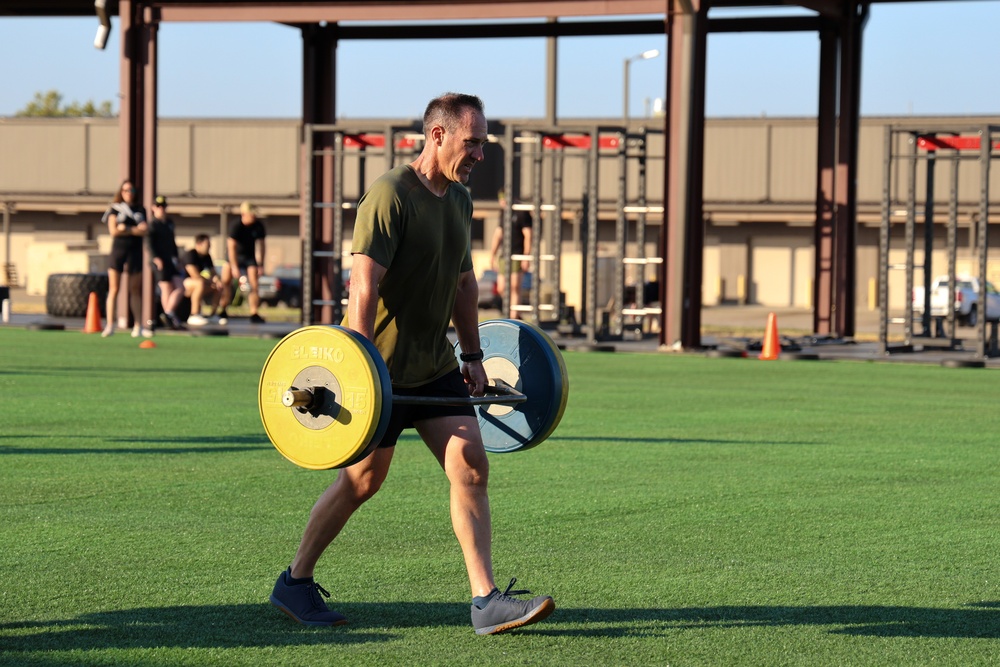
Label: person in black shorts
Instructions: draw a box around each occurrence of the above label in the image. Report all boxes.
[182,234,223,326]
[147,195,185,329]
[101,179,149,338]
[490,191,533,319]
[269,93,554,636]
[218,201,266,325]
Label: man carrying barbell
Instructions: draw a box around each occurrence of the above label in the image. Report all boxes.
[269,93,554,635]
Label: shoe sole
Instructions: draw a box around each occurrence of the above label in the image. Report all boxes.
[476,597,555,635]
[269,594,348,627]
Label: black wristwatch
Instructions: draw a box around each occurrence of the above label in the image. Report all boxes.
[459,350,484,362]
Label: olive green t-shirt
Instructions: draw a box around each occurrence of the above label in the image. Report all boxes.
[346,165,474,387]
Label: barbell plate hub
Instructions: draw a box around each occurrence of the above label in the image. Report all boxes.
[287,365,341,430]
[259,326,390,470]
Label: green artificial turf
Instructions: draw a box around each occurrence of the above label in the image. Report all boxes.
[1,328,998,666]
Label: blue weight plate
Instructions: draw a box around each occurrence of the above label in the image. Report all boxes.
[455,319,568,453]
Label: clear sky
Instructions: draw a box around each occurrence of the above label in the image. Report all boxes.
[0,1,997,121]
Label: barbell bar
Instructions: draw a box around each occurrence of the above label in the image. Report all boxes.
[282,378,526,411]
[258,320,569,470]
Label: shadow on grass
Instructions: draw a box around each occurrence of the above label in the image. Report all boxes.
[0,434,270,457]
[549,436,817,446]
[0,366,233,377]
[549,603,1000,638]
[0,603,410,653]
[2,602,997,656]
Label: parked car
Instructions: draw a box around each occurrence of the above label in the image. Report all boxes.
[477,269,532,310]
[912,275,1000,326]
[259,266,302,308]
[477,269,501,309]
[258,266,353,309]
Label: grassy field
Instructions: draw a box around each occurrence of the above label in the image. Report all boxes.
[1,327,998,666]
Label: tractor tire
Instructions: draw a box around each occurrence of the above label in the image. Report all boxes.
[46,273,109,318]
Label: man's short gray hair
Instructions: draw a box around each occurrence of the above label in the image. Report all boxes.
[422,93,485,135]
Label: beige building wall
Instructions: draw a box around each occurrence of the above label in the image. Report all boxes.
[2,114,1000,320]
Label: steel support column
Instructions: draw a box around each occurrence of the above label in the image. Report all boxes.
[832,1,866,337]
[660,0,707,349]
[302,23,338,326]
[119,1,141,191]
[141,5,159,331]
[118,0,158,330]
[812,2,865,337]
[813,19,837,334]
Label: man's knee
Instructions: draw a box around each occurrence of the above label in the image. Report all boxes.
[449,441,490,488]
[336,465,388,506]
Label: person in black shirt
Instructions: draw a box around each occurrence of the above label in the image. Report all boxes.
[147,195,185,329]
[101,179,149,338]
[490,191,533,319]
[218,201,266,325]
[182,234,223,326]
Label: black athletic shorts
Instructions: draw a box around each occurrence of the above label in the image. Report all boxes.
[153,260,180,283]
[236,254,258,270]
[377,368,477,448]
[109,242,143,273]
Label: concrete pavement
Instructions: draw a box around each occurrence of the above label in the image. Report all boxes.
[3,286,997,367]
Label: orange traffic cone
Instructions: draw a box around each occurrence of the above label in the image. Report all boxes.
[83,292,103,334]
[758,312,780,360]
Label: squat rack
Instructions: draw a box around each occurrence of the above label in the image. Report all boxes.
[618,127,665,340]
[500,124,617,339]
[878,124,999,358]
[302,120,667,340]
[500,124,665,343]
[301,123,424,325]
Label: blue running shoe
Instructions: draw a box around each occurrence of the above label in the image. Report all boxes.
[270,567,347,627]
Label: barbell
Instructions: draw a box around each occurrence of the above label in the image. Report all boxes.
[258,319,569,470]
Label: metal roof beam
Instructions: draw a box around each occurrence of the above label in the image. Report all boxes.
[153,1,667,23]
[708,15,822,32]
[332,19,665,40]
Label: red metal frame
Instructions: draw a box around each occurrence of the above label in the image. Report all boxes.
[917,135,1000,152]
[343,134,416,150]
[541,134,620,150]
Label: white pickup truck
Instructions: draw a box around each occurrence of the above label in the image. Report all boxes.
[912,275,1000,327]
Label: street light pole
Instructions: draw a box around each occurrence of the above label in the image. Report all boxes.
[623,49,661,125]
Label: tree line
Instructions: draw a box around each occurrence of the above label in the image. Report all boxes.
[16,90,115,118]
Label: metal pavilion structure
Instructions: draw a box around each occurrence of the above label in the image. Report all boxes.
[1,0,942,349]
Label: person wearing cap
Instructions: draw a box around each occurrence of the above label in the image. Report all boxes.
[147,195,185,330]
[218,201,266,325]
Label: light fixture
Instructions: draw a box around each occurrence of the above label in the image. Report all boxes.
[623,49,661,124]
[94,0,111,50]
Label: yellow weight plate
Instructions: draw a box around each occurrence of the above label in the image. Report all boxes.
[259,326,387,470]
